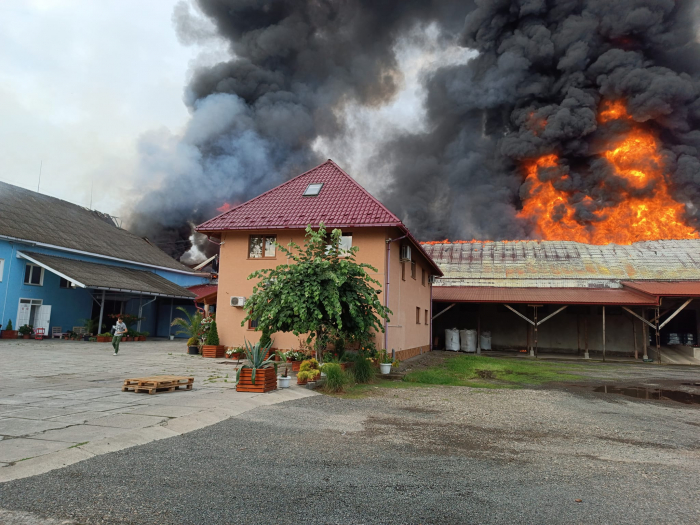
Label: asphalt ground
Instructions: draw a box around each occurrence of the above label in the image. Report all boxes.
[1,378,699,525]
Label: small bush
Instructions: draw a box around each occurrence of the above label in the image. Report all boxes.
[205,319,220,345]
[322,363,349,393]
[299,358,320,373]
[5,319,13,331]
[187,336,199,346]
[352,356,374,384]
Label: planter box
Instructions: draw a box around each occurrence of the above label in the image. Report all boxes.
[292,361,302,372]
[1,330,18,339]
[97,336,110,343]
[202,345,225,358]
[236,367,277,393]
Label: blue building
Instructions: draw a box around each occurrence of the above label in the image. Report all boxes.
[0,182,209,338]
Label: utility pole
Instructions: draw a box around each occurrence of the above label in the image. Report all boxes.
[37,160,43,192]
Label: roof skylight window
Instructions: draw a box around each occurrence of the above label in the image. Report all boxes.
[303,183,323,196]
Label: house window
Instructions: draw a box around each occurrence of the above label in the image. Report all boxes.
[425,309,429,325]
[24,264,44,286]
[248,318,259,330]
[422,268,426,286]
[249,235,277,258]
[401,262,406,281]
[416,307,421,324]
[411,261,416,280]
[59,278,76,289]
[326,233,353,256]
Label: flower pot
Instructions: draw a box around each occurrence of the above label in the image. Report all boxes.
[380,363,392,375]
[169,335,175,341]
[297,376,309,386]
[278,376,291,388]
[202,345,225,358]
[22,334,30,339]
[2,330,18,339]
[292,361,301,372]
[187,345,199,355]
[236,367,277,393]
[97,336,109,343]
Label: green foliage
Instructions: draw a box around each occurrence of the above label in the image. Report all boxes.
[98,332,112,337]
[378,349,393,364]
[298,369,320,382]
[81,318,99,335]
[352,355,374,384]
[171,307,203,339]
[403,355,584,388]
[5,319,13,331]
[186,336,199,347]
[236,339,277,385]
[299,358,320,373]
[321,363,348,393]
[243,223,391,352]
[205,319,220,345]
[18,324,33,336]
[108,313,141,328]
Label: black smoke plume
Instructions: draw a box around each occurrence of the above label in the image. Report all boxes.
[128,0,700,258]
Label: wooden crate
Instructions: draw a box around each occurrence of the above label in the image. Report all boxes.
[236,368,277,393]
[122,375,194,395]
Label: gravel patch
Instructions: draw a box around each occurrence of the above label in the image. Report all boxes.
[1,385,699,524]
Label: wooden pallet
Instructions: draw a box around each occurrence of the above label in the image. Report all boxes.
[122,375,194,395]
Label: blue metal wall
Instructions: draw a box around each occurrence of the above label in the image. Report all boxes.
[0,239,208,337]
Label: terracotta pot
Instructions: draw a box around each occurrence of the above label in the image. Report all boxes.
[97,336,109,343]
[292,361,301,372]
[202,345,226,358]
[1,331,18,339]
[236,367,277,393]
[22,334,30,339]
[296,376,309,385]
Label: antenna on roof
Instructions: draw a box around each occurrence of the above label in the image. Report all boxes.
[37,160,43,192]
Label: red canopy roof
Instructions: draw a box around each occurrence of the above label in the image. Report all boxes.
[188,284,217,303]
[433,286,658,305]
[622,281,700,297]
[196,159,442,275]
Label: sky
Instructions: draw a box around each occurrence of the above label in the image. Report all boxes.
[0,0,220,219]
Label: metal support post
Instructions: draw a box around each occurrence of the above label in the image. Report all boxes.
[633,316,638,359]
[577,315,580,356]
[477,310,481,355]
[602,306,606,362]
[655,306,661,364]
[97,290,105,335]
[168,298,174,339]
[534,306,538,358]
[584,316,589,359]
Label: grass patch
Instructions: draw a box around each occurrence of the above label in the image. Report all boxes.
[403,355,583,388]
[68,442,89,449]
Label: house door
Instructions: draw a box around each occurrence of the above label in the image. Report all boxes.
[17,298,43,329]
[35,305,51,334]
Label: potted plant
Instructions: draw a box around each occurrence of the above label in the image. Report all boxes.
[276,350,291,388]
[2,320,18,339]
[202,318,225,358]
[171,307,203,353]
[19,324,33,339]
[97,332,111,343]
[186,337,200,355]
[140,331,149,341]
[297,358,321,385]
[236,340,277,393]
[379,350,393,375]
[226,346,245,360]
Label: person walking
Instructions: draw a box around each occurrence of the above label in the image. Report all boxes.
[112,316,127,355]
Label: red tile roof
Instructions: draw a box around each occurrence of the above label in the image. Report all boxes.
[196,160,442,275]
[197,160,400,231]
[188,284,217,303]
[622,281,700,297]
[433,286,658,305]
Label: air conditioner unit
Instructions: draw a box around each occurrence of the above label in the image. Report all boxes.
[428,275,437,284]
[230,296,246,307]
[400,245,411,262]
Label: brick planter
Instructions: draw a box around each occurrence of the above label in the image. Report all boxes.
[202,345,225,358]
[236,367,277,393]
[1,330,18,339]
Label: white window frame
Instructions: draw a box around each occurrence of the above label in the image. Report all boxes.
[0,258,4,282]
[24,263,44,286]
[59,277,77,289]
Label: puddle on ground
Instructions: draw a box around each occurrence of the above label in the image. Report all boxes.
[594,385,700,404]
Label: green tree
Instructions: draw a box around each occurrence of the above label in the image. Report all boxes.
[243,224,391,353]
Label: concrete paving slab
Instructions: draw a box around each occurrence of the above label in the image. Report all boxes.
[128,405,200,417]
[31,425,126,444]
[63,400,139,412]
[6,407,91,420]
[0,438,69,463]
[21,399,89,409]
[85,414,167,429]
[0,447,94,483]
[46,409,140,425]
[0,419,71,437]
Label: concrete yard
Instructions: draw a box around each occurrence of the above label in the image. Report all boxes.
[1,342,699,524]
[0,339,315,482]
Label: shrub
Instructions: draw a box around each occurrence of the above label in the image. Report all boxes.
[299,358,320,373]
[321,363,348,393]
[187,336,199,346]
[353,355,374,384]
[6,319,13,331]
[298,369,320,382]
[205,319,220,345]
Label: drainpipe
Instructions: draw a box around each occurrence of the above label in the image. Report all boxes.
[430,281,433,351]
[137,295,157,332]
[385,234,407,351]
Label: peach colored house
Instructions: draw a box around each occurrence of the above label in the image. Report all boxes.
[196,160,442,360]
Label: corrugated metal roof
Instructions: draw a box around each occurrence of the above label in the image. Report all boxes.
[622,281,700,297]
[19,252,196,299]
[423,239,700,288]
[0,181,194,273]
[433,286,658,305]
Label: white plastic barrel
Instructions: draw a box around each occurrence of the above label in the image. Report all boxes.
[445,329,460,351]
[480,331,492,350]
[460,329,477,353]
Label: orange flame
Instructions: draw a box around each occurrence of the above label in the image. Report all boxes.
[217,202,232,213]
[517,101,698,245]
